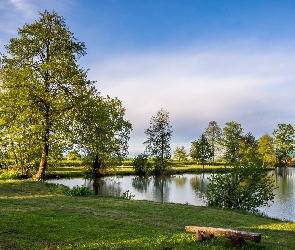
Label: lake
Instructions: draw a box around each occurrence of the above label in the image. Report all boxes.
[47,167,295,222]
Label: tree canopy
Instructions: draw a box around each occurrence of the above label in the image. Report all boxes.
[257,133,276,167]
[204,121,222,163]
[143,108,172,174]
[0,10,132,179]
[273,124,295,167]
[173,146,187,161]
[190,134,212,168]
[222,121,244,165]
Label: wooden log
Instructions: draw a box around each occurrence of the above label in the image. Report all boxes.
[185,226,261,243]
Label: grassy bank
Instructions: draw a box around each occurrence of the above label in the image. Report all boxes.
[0,180,294,249]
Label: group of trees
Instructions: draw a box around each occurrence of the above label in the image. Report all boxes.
[0,11,132,180]
[174,121,295,168]
[134,111,294,177]
[170,121,294,211]
[0,10,293,213]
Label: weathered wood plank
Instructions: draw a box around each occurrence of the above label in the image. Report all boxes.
[185,226,261,243]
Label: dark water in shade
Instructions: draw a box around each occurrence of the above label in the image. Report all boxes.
[47,167,295,222]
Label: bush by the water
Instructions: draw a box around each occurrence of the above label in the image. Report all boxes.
[206,149,276,212]
[132,154,152,175]
[68,185,92,196]
[0,171,21,180]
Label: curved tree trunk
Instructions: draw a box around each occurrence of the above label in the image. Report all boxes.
[35,142,48,180]
[35,113,50,181]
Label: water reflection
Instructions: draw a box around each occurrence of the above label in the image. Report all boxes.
[131,176,151,192]
[173,176,187,188]
[94,177,123,197]
[152,176,171,202]
[47,168,295,222]
[258,168,295,221]
[190,175,208,200]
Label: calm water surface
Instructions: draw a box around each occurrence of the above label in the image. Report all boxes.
[48,167,295,222]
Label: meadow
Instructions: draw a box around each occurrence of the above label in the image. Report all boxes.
[0,179,294,250]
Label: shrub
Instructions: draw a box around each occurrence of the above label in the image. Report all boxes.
[206,149,276,212]
[0,171,21,180]
[132,154,152,175]
[68,185,92,196]
[120,190,135,200]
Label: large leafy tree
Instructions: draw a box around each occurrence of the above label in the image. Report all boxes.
[273,124,295,167]
[190,134,213,169]
[257,133,276,167]
[0,11,96,180]
[204,121,222,163]
[222,121,244,165]
[75,91,132,176]
[143,108,173,174]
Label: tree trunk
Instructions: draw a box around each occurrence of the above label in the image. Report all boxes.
[93,155,103,177]
[35,114,50,181]
[35,134,49,180]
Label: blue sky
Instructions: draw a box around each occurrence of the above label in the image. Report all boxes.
[1,0,295,155]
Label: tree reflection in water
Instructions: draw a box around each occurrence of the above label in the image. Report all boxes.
[132,176,151,192]
[190,175,208,201]
[273,167,294,201]
[47,170,295,221]
[92,177,122,197]
[153,176,171,203]
[172,176,187,188]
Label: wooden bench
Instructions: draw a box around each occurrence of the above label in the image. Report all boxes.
[185,226,261,248]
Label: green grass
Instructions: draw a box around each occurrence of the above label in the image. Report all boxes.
[0,180,294,249]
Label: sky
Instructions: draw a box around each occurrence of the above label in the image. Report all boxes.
[1,0,295,156]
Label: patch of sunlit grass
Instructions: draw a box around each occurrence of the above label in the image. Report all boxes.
[0,180,294,250]
[255,222,295,231]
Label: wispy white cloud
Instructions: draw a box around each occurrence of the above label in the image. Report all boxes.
[0,0,75,48]
[8,0,35,17]
[89,40,295,154]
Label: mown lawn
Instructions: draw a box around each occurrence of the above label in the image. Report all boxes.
[0,180,294,249]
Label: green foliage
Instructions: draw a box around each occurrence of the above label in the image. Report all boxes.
[53,184,70,195]
[273,124,295,167]
[120,190,135,200]
[173,145,187,161]
[132,153,152,175]
[204,121,222,162]
[190,134,213,168]
[0,10,93,180]
[0,171,21,180]
[222,121,244,165]
[67,185,92,196]
[0,10,132,180]
[76,94,132,177]
[66,151,82,160]
[257,133,276,167]
[207,147,276,212]
[144,108,173,174]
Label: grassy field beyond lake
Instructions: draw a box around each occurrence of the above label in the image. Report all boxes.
[0,180,294,249]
